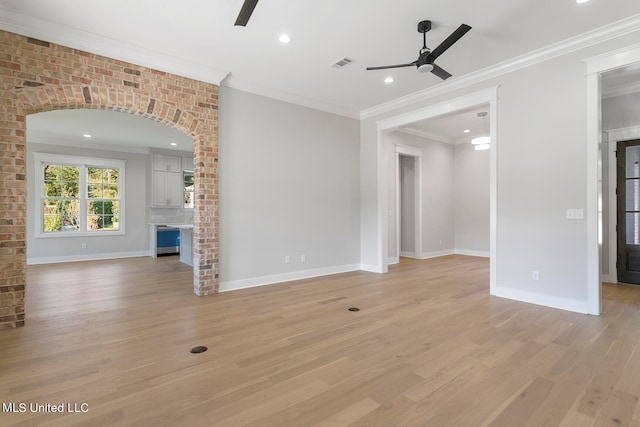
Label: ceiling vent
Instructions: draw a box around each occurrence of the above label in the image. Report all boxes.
[331,57,355,69]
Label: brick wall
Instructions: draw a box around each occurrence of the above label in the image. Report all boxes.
[0,30,220,329]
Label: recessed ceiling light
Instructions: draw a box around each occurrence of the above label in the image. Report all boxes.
[576,0,589,3]
[279,34,292,44]
[384,77,394,84]
[83,134,92,138]
[463,129,470,133]
[170,142,177,146]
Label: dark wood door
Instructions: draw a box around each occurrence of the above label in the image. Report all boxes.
[617,139,640,285]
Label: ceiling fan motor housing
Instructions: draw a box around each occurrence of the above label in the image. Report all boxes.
[417,49,434,73]
[418,20,432,33]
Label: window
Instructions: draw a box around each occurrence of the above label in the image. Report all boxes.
[183,171,194,209]
[35,153,125,237]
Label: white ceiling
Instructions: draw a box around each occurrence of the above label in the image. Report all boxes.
[5,1,640,149]
[27,109,194,153]
[2,0,640,118]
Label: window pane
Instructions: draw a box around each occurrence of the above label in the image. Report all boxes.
[43,215,61,232]
[105,169,118,184]
[627,146,640,178]
[87,215,97,230]
[87,183,103,199]
[105,184,118,198]
[627,213,640,244]
[42,200,79,232]
[87,167,102,183]
[45,183,61,197]
[61,182,79,198]
[44,165,60,181]
[88,200,105,215]
[61,216,79,231]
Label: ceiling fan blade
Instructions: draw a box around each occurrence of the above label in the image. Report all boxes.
[366,62,416,71]
[428,24,471,61]
[431,64,452,80]
[234,0,259,26]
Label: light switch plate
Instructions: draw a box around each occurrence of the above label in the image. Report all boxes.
[566,209,584,220]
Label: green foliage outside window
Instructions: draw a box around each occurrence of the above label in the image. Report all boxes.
[42,164,120,233]
[43,165,80,233]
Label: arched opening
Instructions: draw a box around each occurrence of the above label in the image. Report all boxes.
[1,82,220,329]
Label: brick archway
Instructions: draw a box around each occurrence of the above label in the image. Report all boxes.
[0,31,220,329]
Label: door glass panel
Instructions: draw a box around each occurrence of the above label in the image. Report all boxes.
[626,180,640,211]
[627,212,640,245]
[626,145,640,178]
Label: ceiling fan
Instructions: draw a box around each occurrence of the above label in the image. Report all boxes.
[367,20,471,80]
[235,0,259,26]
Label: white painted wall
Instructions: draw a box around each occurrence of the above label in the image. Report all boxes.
[218,86,360,290]
[603,92,640,130]
[384,131,488,260]
[384,131,454,259]
[26,142,150,263]
[453,142,490,256]
[360,31,640,313]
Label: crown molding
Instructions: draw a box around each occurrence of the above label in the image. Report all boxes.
[0,8,229,86]
[221,76,360,119]
[360,13,640,120]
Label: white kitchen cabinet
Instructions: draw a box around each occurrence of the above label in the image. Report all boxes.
[150,150,183,208]
[182,155,194,171]
[152,170,183,207]
[153,153,182,172]
[179,227,193,266]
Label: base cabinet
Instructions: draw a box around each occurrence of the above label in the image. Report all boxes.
[179,228,193,266]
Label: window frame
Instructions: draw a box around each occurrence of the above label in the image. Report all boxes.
[34,153,126,238]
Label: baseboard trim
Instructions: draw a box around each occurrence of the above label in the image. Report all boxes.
[388,257,400,265]
[491,286,592,315]
[454,249,490,258]
[419,250,455,259]
[219,264,362,293]
[27,251,150,265]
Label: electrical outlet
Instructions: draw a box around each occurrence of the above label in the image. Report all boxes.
[300,254,306,262]
[532,270,540,281]
[284,256,290,264]
[81,243,87,249]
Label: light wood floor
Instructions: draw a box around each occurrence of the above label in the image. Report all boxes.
[2,256,640,426]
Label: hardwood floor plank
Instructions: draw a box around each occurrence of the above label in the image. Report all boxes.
[2,256,640,426]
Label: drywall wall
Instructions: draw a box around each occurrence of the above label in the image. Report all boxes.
[603,92,640,130]
[384,131,454,259]
[26,142,149,263]
[218,86,360,289]
[360,30,640,313]
[453,142,490,256]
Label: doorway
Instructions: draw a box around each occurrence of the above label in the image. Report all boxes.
[395,149,422,261]
[375,86,498,291]
[586,44,640,314]
[616,139,640,284]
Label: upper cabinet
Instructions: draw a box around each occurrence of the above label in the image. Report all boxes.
[150,149,193,208]
[153,153,182,172]
[182,155,194,171]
